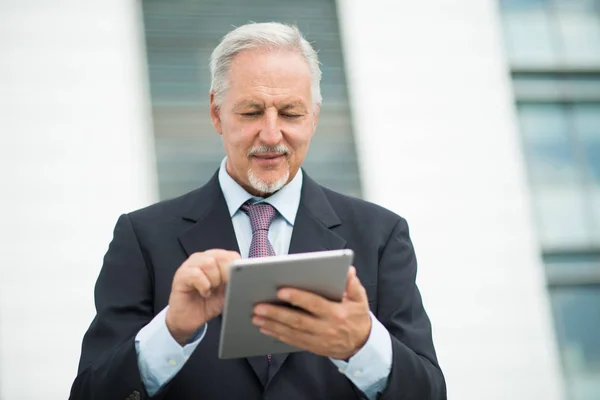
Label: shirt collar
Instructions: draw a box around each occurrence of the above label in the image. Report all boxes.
[218,157,303,225]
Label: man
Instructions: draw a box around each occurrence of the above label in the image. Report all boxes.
[70,22,446,400]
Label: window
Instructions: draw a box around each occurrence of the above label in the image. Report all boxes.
[550,284,600,400]
[500,1,600,399]
[517,101,600,248]
[501,0,600,68]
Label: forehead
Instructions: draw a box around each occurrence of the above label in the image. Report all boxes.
[225,48,313,105]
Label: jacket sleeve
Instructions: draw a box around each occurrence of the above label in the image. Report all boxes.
[375,218,447,400]
[69,213,165,400]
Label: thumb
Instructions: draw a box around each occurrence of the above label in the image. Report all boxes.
[345,266,366,302]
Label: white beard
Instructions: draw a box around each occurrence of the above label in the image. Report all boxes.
[248,168,289,194]
[246,143,291,194]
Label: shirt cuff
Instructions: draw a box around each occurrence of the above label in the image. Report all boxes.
[134,306,207,396]
[329,312,392,399]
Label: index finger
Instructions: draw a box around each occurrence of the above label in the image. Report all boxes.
[276,287,331,316]
[203,249,241,283]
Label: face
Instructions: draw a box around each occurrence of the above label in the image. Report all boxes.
[210,48,320,197]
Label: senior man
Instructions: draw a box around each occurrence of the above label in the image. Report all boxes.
[69,22,446,400]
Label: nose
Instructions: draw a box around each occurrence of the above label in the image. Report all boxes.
[259,107,283,146]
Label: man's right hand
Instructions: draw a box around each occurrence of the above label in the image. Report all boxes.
[166,249,241,345]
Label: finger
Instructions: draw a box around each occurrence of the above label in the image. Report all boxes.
[345,266,367,302]
[209,250,241,284]
[185,267,212,297]
[188,250,240,265]
[256,318,317,350]
[277,288,331,317]
[202,249,241,260]
[186,250,240,285]
[253,304,323,334]
[183,254,223,289]
[199,257,223,289]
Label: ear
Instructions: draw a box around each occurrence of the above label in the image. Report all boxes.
[210,91,223,135]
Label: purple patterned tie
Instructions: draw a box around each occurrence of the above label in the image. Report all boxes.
[241,202,278,258]
[241,201,278,364]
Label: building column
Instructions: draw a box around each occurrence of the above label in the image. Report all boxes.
[0,1,157,397]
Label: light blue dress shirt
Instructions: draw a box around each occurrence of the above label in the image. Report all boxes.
[135,158,392,398]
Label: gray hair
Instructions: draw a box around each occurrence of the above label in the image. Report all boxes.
[209,22,322,109]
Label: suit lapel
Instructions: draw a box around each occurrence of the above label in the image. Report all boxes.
[178,172,240,257]
[267,172,347,385]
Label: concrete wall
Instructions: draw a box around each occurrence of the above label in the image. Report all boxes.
[336,0,565,398]
[0,1,157,398]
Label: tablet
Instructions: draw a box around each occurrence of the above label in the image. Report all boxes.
[218,249,354,359]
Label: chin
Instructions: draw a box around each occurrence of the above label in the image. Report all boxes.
[248,169,290,194]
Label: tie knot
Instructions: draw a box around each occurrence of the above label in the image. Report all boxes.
[241,202,278,233]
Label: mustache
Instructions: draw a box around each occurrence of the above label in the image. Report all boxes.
[247,144,290,157]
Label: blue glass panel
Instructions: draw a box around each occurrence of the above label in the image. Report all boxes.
[572,104,600,182]
[550,286,600,400]
[556,13,600,66]
[593,187,600,242]
[552,0,600,11]
[518,104,578,184]
[500,0,547,9]
[501,9,559,67]
[573,104,600,242]
[518,104,591,247]
[534,185,591,247]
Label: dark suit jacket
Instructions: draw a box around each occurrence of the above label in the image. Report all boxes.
[69,171,446,400]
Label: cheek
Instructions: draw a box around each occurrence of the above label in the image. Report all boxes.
[286,125,314,151]
[224,123,257,149]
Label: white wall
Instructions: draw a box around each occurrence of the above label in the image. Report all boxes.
[336,1,565,399]
[0,1,157,398]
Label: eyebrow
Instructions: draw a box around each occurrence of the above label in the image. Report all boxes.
[232,100,264,111]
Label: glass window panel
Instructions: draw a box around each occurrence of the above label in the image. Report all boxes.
[552,0,600,11]
[501,10,559,67]
[501,0,548,9]
[520,105,591,248]
[555,13,600,67]
[534,185,591,248]
[591,186,600,242]
[518,104,579,184]
[550,286,600,400]
[572,104,600,182]
[577,102,600,242]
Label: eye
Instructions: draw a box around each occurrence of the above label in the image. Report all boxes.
[241,112,262,117]
[281,113,302,119]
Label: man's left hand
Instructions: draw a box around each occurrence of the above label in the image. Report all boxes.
[252,266,372,360]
